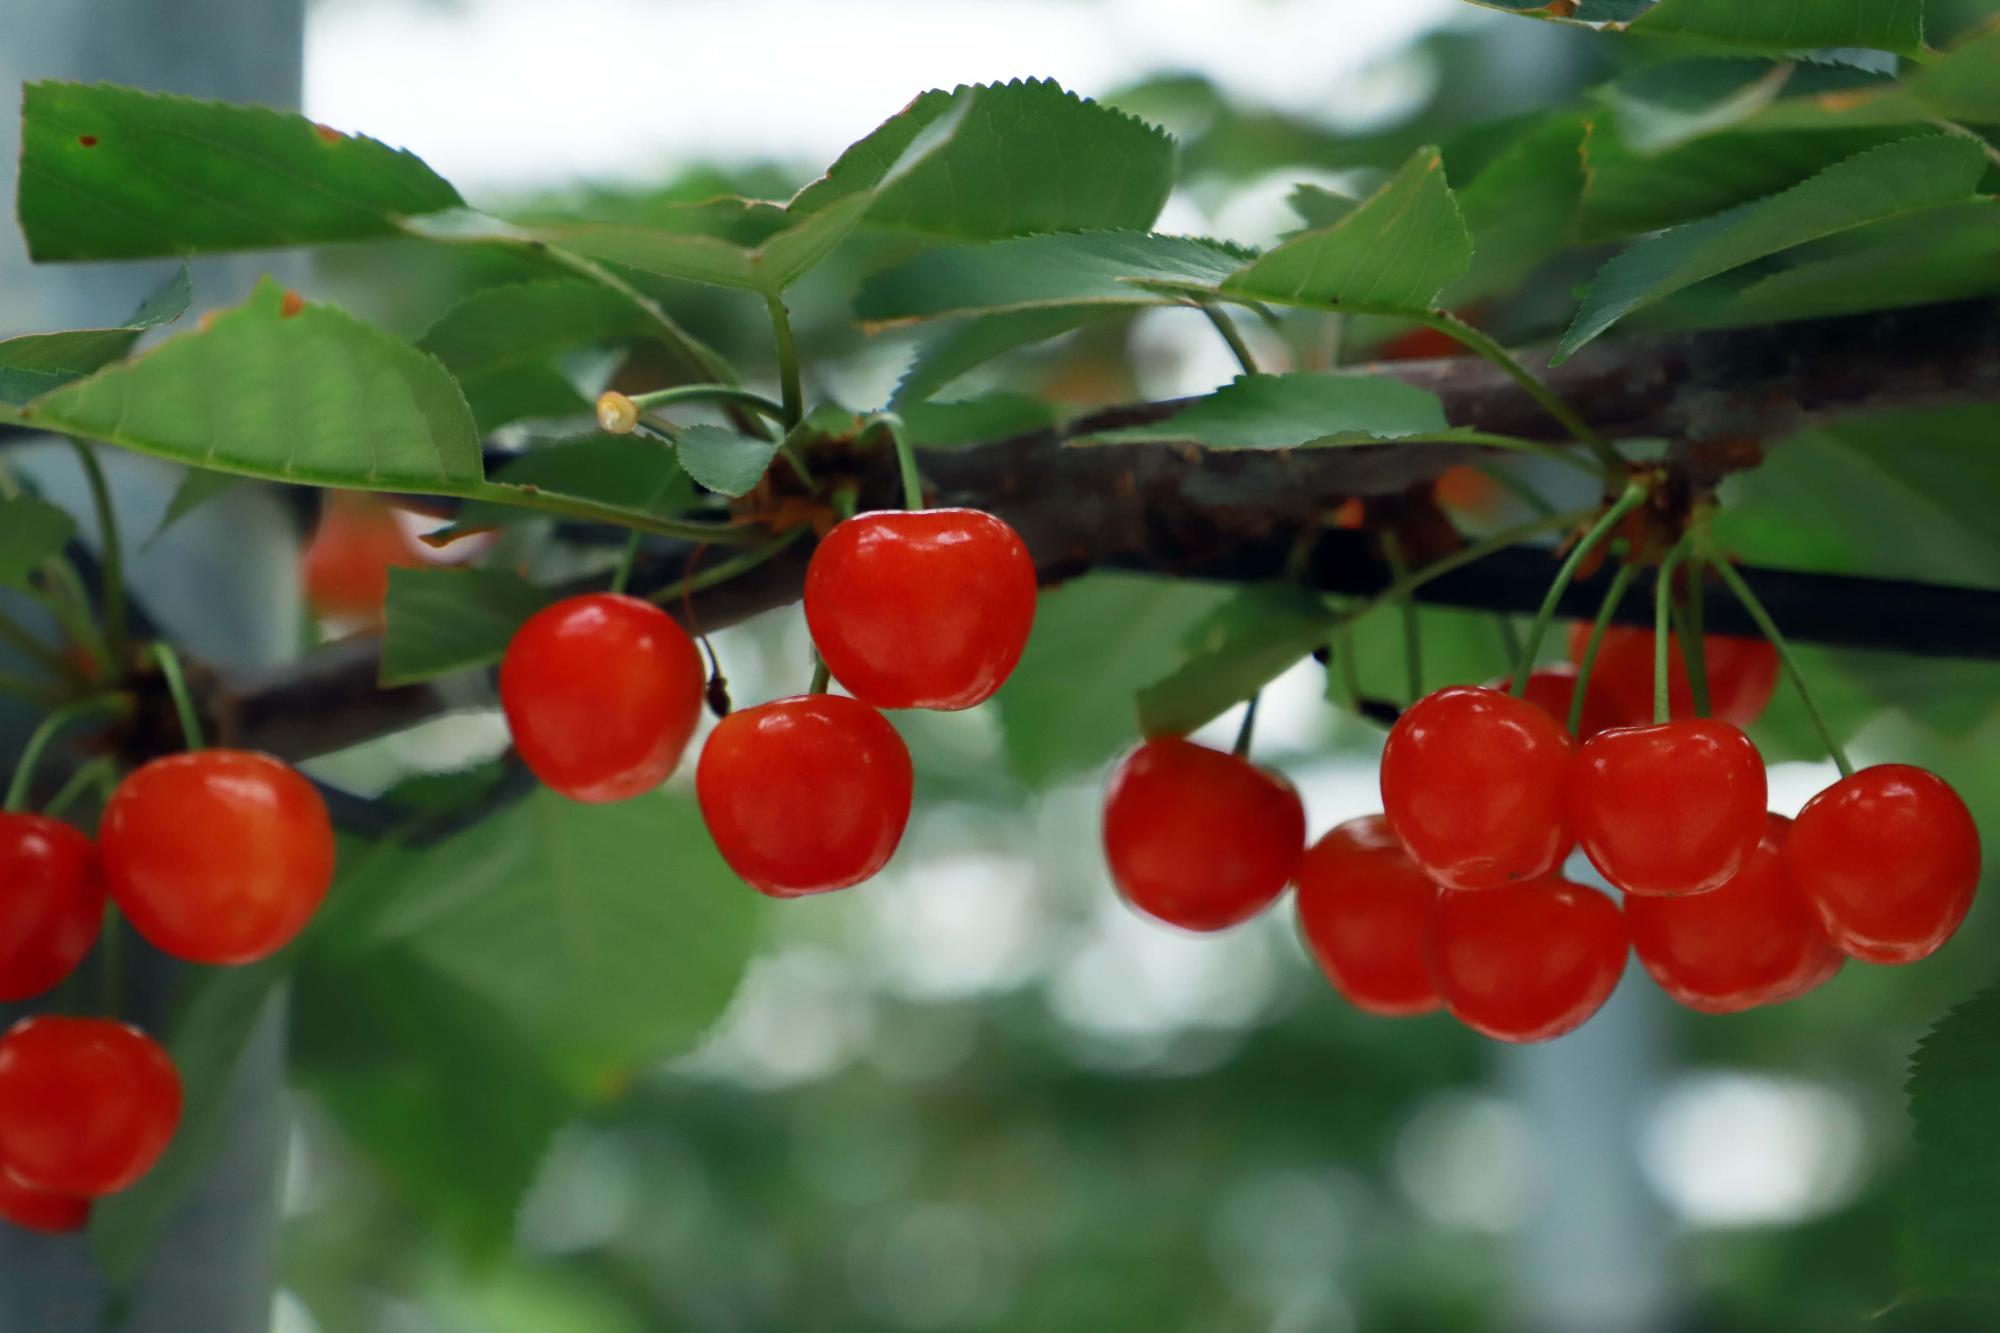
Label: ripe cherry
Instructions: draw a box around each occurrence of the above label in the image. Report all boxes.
[804,509,1037,711]
[1572,719,1766,897]
[301,492,425,620]
[697,694,913,897]
[1103,737,1306,932]
[1785,764,1981,964]
[1426,877,1627,1043]
[501,593,704,803]
[101,750,335,965]
[1295,815,1441,1016]
[0,814,104,1002]
[0,1018,181,1197]
[1495,664,1618,740]
[1380,685,1576,892]
[1567,624,1778,730]
[1627,814,1843,1013]
[0,1169,89,1233]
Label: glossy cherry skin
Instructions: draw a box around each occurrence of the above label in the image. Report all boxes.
[1425,877,1627,1043]
[0,814,104,1002]
[1380,685,1577,892]
[0,1018,181,1197]
[1567,625,1778,730]
[1785,764,1981,964]
[1295,815,1442,1016]
[1103,737,1306,933]
[1572,719,1766,897]
[697,694,913,897]
[1627,814,1844,1013]
[501,593,704,803]
[301,492,424,620]
[100,750,336,965]
[805,509,1037,711]
[1495,664,1619,740]
[0,1169,89,1233]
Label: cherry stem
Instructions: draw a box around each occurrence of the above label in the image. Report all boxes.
[98,905,123,1019]
[1381,533,1423,703]
[1472,463,1559,516]
[1392,432,1605,480]
[1201,303,1261,377]
[1670,553,1712,718]
[1417,310,1624,476]
[1331,620,1362,711]
[1232,691,1262,758]
[630,384,788,426]
[808,654,832,696]
[42,755,117,821]
[1344,505,1597,637]
[1570,560,1638,737]
[1653,538,1694,726]
[1508,480,1649,699]
[609,530,643,596]
[764,295,804,429]
[1703,542,1855,778]
[3,693,131,814]
[1494,614,1523,671]
[645,527,807,607]
[152,642,205,752]
[67,439,127,676]
[880,416,925,512]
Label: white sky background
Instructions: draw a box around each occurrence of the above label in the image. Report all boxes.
[305,0,1465,197]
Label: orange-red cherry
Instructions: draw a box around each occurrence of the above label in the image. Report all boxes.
[500,593,704,803]
[0,1169,89,1233]
[1627,814,1843,1013]
[1572,719,1767,897]
[697,694,913,897]
[1568,624,1778,730]
[804,509,1037,710]
[0,1018,181,1197]
[1103,737,1306,933]
[1426,877,1627,1043]
[0,814,104,1002]
[301,492,425,620]
[1785,764,1981,964]
[1380,685,1576,892]
[1295,815,1442,1016]
[101,750,335,965]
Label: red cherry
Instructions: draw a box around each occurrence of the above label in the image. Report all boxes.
[1102,737,1306,933]
[0,1168,89,1233]
[1376,324,1470,361]
[1380,685,1576,892]
[1567,625,1778,730]
[101,750,335,965]
[301,492,425,620]
[500,593,704,803]
[1572,719,1766,897]
[804,509,1037,711]
[1785,764,1981,964]
[1494,664,1619,739]
[1295,815,1442,1016]
[1426,877,1627,1042]
[0,1018,181,1197]
[0,814,104,1002]
[697,694,913,897]
[1627,814,1844,1013]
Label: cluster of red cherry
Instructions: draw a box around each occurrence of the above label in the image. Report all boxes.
[499,506,1038,895]
[0,750,335,1231]
[1104,625,1982,1043]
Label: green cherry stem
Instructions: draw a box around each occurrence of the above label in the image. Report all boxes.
[1232,691,1262,758]
[644,527,808,607]
[1417,311,1624,475]
[630,384,789,426]
[3,693,131,814]
[609,530,643,596]
[878,416,925,512]
[41,755,118,821]
[1670,550,1713,718]
[1381,533,1423,703]
[1702,538,1854,778]
[1201,303,1262,377]
[151,642,206,752]
[1569,560,1639,737]
[765,295,804,430]
[67,439,127,674]
[808,654,832,696]
[1345,506,1597,636]
[1508,480,1649,698]
[1653,537,1695,726]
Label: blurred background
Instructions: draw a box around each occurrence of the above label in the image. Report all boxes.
[3,1,1998,1331]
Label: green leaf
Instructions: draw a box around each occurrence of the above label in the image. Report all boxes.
[1222,148,1474,314]
[18,82,462,260]
[350,789,761,1091]
[675,424,780,497]
[0,265,192,406]
[1286,184,1358,230]
[1597,58,1798,154]
[23,278,485,493]
[378,566,551,686]
[899,393,1059,447]
[996,573,1241,785]
[1903,981,2000,1297]
[0,496,78,585]
[1448,113,1588,302]
[855,232,1250,327]
[1073,372,1450,448]
[418,280,654,431]
[790,78,1175,239]
[1555,135,1988,360]
[453,435,693,530]
[148,468,245,546]
[892,306,1112,406]
[1628,0,1929,57]
[91,951,293,1286]
[1908,22,2000,120]
[1136,585,1336,736]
